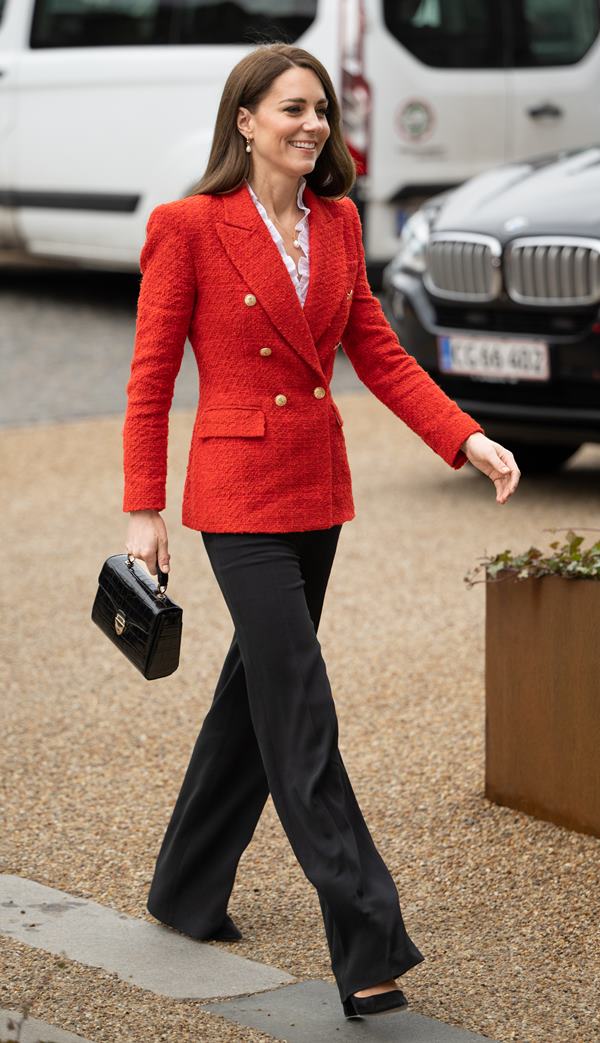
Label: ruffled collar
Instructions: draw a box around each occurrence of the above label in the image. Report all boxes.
[244,177,310,304]
[244,176,310,230]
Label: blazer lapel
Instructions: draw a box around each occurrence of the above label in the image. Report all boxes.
[302,185,347,346]
[216,183,324,377]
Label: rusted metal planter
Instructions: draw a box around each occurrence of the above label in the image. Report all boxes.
[485,574,600,837]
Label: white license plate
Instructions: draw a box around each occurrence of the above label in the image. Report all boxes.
[437,334,550,382]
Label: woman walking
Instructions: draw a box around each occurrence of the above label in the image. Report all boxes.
[122,42,520,1020]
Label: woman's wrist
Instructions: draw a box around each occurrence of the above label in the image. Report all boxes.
[460,432,484,454]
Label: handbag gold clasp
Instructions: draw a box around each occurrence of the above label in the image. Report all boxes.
[114,611,126,635]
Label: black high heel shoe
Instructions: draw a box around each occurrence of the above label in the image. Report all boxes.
[148,907,242,942]
[204,913,243,941]
[342,987,408,1019]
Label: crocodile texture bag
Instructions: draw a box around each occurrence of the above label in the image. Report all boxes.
[91,553,182,680]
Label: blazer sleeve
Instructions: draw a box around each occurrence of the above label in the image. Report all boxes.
[122,204,197,512]
[340,199,484,469]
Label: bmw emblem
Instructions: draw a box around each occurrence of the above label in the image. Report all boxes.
[504,216,529,232]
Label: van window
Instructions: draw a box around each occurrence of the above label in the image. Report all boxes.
[0,0,6,25]
[30,0,317,48]
[383,0,507,68]
[176,0,317,45]
[383,0,599,69]
[512,0,600,67]
[30,0,172,47]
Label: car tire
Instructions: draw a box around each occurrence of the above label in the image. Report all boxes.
[508,442,582,473]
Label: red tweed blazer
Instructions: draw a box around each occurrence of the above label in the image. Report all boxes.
[122,182,484,532]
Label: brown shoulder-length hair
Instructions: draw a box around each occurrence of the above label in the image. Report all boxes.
[187,42,356,200]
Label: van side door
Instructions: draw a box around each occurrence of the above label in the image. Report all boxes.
[364,0,510,264]
[506,0,600,160]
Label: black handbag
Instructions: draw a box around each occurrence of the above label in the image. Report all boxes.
[91,553,183,680]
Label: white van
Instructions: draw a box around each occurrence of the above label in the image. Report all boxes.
[1,0,599,272]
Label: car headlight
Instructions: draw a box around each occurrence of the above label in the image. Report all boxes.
[390,207,437,275]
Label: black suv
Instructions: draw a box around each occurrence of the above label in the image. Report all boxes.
[382,145,600,471]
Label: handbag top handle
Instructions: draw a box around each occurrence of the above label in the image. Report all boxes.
[126,553,169,599]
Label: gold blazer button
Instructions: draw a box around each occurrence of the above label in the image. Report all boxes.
[313,386,326,399]
[274,394,287,406]
[244,293,257,306]
[259,347,272,356]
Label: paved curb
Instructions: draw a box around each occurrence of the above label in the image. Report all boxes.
[202,980,497,1042]
[1,875,498,1042]
[0,875,294,1000]
[0,1007,95,1043]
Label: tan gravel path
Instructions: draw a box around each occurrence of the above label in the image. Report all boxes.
[2,393,600,1043]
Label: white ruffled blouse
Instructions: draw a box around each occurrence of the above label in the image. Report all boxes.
[245,177,310,307]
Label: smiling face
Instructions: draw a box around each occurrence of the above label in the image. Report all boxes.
[237,65,331,183]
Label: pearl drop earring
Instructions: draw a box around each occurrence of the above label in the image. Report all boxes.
[245,137,252,153]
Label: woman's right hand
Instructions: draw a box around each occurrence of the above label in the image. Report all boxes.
[125,509,170,576]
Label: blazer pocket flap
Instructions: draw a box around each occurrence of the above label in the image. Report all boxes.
[197,406,266,438]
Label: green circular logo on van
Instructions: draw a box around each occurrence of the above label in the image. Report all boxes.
[397,100,434,141]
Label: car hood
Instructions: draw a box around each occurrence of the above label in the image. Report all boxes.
[434,146,600,242]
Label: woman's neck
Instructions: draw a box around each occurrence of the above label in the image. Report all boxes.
[246,169,303,224]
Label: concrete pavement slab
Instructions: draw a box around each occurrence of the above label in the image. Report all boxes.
[0,875,295,1001]
[201,981,498,1042]
[0,1008,95,1043]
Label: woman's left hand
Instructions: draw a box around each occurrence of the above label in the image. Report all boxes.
[461,432,520,504]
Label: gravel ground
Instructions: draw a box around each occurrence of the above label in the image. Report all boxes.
[2,394,600,1043]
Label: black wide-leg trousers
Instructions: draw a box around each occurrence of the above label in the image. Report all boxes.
[146,524,425,1002]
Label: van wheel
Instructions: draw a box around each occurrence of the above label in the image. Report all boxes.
[508,441,582,473]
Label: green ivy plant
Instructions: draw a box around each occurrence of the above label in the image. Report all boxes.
[464,529,600,587]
